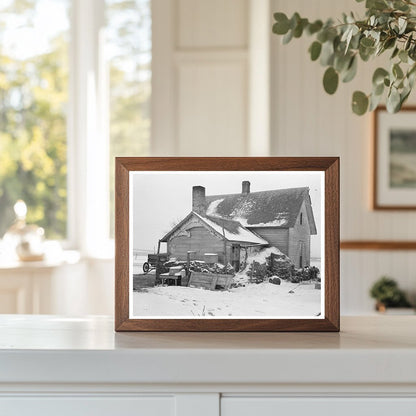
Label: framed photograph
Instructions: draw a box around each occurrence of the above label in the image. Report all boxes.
[115,157,339,332]
[374,106,416,209]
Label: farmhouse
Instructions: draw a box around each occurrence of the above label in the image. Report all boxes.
[160,181,317,270]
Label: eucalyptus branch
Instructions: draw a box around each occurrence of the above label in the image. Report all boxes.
[272,0,416,115]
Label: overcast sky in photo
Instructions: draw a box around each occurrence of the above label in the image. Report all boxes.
[132,171,323,257]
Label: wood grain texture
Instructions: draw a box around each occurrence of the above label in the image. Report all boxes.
[373,106,416,210]
[325,157,340,331]
[114,160,130,330]
[115,157,340,332]
[341,241,416,250]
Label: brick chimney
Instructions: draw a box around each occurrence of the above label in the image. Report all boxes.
[192,186,206,214]
[242,181,250,195]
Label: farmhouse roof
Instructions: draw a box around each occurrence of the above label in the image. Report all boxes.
[160,211,269,245]
[205,187,317,234]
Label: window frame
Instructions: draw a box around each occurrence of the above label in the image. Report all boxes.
[66,0,112,257]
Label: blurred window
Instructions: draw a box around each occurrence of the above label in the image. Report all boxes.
[106,0,151,238]
[0,0,70,239]
[0,0,151,244]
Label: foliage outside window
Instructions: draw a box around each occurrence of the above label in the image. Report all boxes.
[107,0,151,237]
[0,0,69,239]
[0,0,151,242]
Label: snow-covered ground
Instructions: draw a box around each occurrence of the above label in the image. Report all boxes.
[132,281,321,317]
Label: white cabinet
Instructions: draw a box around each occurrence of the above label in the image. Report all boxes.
[0,256,114,315]
[221,398,416,416]
[1,397,175,416]
[1,316,416,416]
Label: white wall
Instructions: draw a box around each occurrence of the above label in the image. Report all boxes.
[152,0,270,157]
[70,0,416,316]
[271,0,416,313]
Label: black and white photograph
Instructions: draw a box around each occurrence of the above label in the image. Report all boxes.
[129,171,324,319]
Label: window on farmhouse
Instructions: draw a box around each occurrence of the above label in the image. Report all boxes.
[0,0,70,239]
[106,0,151,237]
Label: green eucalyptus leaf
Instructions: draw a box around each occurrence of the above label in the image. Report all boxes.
[360,37,375,48]
[366,0,388,9]
[309,41,322,61]
[369,92,383,111]
[393,0,409,11]
[391,47,399,59]
[390,21,400,34]
[359,44,375,61]
[383,37,396,50]
[393,63,404,79]
[397,79,405,89]
[342,25,359,53]
[317,29,328,43]
[282,29,293,44]
[387,87,401,112]
[307,20,323,35]
[341,26,352,41]
[349,32,361,49]
[347,13,356,24]
[323,67,339,94]
[352,91,369,115]
[325,27,338,42]
[409,44,416,60]
[290,12,301,29]
[408,71,416,89]
[401,88,411,105]
[372,67,389,85]
[333,35,341,51]
[405,34,413,51]
[374,82,385,96]
[408,63,416,78]
[398,17,407,34]
[271,2,416,115]
[399,49,408,63]
[342,56,358,82]
[334,52,352,72]
[273,13,290,34]
[320,40,335,66]
[293,18,308,37]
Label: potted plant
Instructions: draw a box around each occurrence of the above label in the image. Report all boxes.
[272,0,416,115]
[369,276,413,313]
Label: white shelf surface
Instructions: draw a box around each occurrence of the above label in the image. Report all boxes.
[0,315,415,387]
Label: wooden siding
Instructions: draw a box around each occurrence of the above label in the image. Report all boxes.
[288,201,311,267]
[250,227,289,255]
[168,226,227,262]
[188,272,233,291]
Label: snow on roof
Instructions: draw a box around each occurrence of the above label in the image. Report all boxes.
[206,198,224,216]
[205,187,317,233]
[245,246,287,264]
[193,212,268,245]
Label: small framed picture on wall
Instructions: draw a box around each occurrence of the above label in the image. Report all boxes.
[374,106,416,209]
[115,157,339,332]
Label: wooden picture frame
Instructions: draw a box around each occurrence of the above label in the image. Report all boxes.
[373,106,416,210]
[115,157,339,332]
